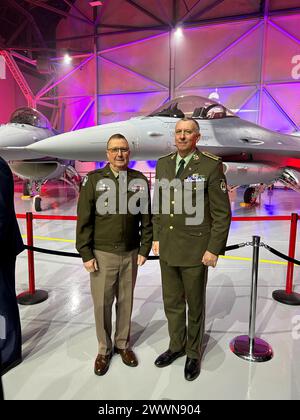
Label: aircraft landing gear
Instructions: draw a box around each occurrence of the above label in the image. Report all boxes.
[243,186,257,205]
[22,181,30,196]
[63,165,81,192]
[243,184,266,205]
[33,195,42,212]
[29,180,43,212]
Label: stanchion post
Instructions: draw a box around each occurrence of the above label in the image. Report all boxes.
[272,213,300,305]
[248,236,259,356]
[17,212,48,305]
[26,211,35,294]
[230,236,273,362]
[286,213,298,294]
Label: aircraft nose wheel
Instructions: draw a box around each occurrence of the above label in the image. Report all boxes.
[33,195,42,212]
[23,181,30,196]
[243,186,257,205]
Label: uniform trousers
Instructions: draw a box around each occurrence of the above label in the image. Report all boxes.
[91,249,138,355]
[0,256,22,375]
[159,260,208,360]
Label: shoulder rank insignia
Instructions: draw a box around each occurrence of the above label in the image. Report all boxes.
[158,152,175,160]
[202,151,221,161]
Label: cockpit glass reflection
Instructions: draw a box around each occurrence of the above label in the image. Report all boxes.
[148,96,236,120]
[10,107,51,129]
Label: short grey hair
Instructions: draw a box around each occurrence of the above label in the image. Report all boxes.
[177,117,200,132]
[107,133,129,149]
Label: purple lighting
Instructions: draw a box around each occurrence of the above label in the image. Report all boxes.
[147,160,157,168]
[100,56,168,91]
[96,161,106,169]
[128,161,136,169]
[100,32,168,55]
[269,20,300,45]
[177,21,262,89]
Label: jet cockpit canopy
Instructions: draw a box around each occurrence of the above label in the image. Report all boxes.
[10,107,51,129]
[148,95,236,120]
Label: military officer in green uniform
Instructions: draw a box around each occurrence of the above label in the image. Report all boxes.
[152,118,231,381]
[76,134,152,376]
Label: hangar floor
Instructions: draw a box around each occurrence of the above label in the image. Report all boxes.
[2,184,300,400]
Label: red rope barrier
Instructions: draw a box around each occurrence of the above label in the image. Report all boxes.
[16,214,293,222]
[16,213,77,221]
[231,216,292,221]
[16,212,299,307]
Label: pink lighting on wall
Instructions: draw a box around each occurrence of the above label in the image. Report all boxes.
[51,11,300,137]
[89,1,103,6]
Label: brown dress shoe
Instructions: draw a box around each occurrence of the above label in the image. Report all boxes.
[114,347,138,367]
[94,353,112,376]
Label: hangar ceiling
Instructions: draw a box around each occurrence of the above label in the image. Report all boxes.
[1,1,300,55]
[1,0,300,134]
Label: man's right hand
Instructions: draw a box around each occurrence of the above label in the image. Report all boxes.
[152,241,159,256]
[84,258,98,273]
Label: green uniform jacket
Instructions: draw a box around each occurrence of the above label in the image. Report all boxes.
[153,149,231,266]
[76,164,152,262]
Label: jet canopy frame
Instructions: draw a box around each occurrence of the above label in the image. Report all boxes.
[10,107,52,129]
[148,96,237,120]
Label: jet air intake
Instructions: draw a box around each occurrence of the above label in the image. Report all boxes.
[279,168,300,192]
[222,162,282,186]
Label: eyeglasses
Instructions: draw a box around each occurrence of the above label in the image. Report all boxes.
[175,129,196,135]
[107,147,130,154]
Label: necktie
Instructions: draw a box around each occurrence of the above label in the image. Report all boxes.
[176,159,185,178]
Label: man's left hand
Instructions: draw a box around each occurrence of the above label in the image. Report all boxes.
[202,251,218,267]
[137,255,147,266]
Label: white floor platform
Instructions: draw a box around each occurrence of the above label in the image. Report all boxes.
[2,184,300,400]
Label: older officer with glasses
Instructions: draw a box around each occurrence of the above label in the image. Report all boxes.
[76,134,152,376]
[152,118,231,381]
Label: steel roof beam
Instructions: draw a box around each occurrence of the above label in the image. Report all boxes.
[269,6,300,15]
[62,0,94,25]
[24,0,94,27]
[180,0,202,23]
[125,0,169,26]
[55,25,168,43]
[7,20,28,46]
[186,0,226,22]
[8,0,47,49]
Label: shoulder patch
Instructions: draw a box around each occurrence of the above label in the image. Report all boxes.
[220,179,227,193]
[202,151,221,161]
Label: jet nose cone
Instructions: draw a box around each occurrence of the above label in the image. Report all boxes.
[0,124,44,160]
[27,128,107,160]
[0,124,35,147]
[27,121,138,161]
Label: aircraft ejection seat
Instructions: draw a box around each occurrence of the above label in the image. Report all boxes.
[170,103,185,118]
[192,107,205,118]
